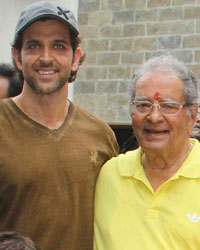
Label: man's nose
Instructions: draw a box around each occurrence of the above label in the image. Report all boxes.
[39,47,53,64]
[147,104,164,123]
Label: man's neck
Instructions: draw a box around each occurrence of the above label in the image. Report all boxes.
[12,85,70,130]
[142,142,193,191]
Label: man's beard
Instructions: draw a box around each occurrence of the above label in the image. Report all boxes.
[23,61,71,95]
[25,75,68,95]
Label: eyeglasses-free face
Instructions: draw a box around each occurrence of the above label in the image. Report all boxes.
[130,101,188,116]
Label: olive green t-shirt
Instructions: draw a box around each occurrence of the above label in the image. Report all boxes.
[0,99,118,250]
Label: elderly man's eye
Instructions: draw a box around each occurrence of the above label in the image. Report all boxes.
[136,102,151,108]
[161,103,179,110]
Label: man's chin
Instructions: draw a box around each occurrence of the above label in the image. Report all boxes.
[141,141,169,152]
[27,82,66,95]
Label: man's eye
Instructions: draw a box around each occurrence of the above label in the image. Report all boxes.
[161,103,178,109]
[28,44,39,49]
[136,103,150,108]
[54,44,65,49]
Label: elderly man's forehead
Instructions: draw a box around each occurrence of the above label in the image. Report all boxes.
[134,70,185,100]
[137,69,179,82]
[135,70,183,92]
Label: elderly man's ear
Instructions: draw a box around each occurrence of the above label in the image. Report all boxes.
[188,104,198,134]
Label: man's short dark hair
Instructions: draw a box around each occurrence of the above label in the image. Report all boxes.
[0,231,40,250]
[0,63,23,97]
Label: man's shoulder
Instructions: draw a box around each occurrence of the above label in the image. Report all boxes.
[96,149,141,189]
[0,99,12,115]
[71,102,113,131]
[104,149,140,167]
[0,99,16,134]
[70,101,119,156]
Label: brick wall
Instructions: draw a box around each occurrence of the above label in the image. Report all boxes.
[75,0,200,124]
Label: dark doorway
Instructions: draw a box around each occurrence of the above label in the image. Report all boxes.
[109,124,138,153]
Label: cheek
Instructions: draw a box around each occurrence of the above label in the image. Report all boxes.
[186,118,195,135]
[171,116,190,136]
[20,53,31,66]
[132,115,144,132]
[59,54,73,67]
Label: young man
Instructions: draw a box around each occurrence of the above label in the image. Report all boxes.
[0,2,118,250]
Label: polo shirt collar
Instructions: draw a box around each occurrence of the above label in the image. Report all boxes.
[172,138,200,179]
[118,138,200,180]
[118,147,144,177]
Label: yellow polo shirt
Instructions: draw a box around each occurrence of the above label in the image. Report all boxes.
[94,139,200,250]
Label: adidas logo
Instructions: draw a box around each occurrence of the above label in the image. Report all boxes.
[187,213,200,223]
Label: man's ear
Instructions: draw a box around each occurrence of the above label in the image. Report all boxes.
[188,104,198,133]
[71,47,82,72]
[12,48,22,71]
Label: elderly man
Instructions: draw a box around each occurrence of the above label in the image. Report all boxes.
[94,55,200,250]
[0,2,118,250]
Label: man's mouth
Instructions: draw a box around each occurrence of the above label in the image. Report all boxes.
[38,70,56,75]
[144,129,169,134]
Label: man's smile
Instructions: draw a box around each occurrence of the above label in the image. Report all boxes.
[144,129,169,134]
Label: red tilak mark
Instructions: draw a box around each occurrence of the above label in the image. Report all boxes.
[154,92,161,100]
